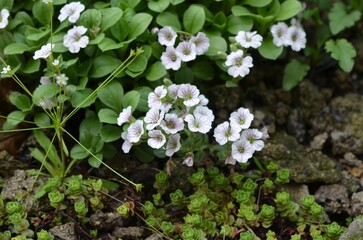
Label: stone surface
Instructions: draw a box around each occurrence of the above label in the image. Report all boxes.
[350,191,363,216]
[314,184,350,214]
[112,227,144,239]
[283,184,310,203]
[339,218,363,240]
[89,210,124,230]
[49,222,76,240]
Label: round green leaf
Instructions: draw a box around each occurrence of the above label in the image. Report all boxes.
[145,61,167,81]
[258,37,283,60]
[128,13,153,39]
[183,5,205,34]
[33,84,58,105]
[205,36,227,56]
[9,92,32,111]
[122,90,140,110]
[4,43,30,55]
[275,0,302,21]
[101,125,122,142]
[70,144,90,160]
[3,111,26,130]
[98,109,118,124]
[227,16,253,34]
[90,55,122,78]
[79,9,102,28]
[97,81,124,112]
[156,11,181,30]
[100,7,123,31]
[148,0,170,12]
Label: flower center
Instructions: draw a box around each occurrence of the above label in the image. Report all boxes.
[238,146,245,153]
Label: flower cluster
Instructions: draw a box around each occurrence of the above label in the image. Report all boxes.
[270,18,307,52]
[214,108,266,164]
[117,82,214,166]
[225,31,263,78]
[157,26,210,70]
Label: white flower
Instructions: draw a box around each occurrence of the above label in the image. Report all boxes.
[183,155,194,167]
[198,94,209,106]
[121,131,133,153]
[144,108,164,130]
[55,73,68,86]
[178,84,200,107]
[184,114,212,134]
[148,85,168,110]
[160,113,184,134]
[167,84,180,98]
[213,121,240,145]
[40,76,51,85]
[161,46,182,70]
[39,98,56,109]
[117,106,133,127]
[147,130,166,149]
[231,139,254,163]
[235,31,263,49]
[158,26,177,46]
[52,59,60,66]
[1,65,11,75]
[270,22,289,47]
[260,126,270,140]
[0,9,10,29]
[151,27,159,34]
[229,107,254,130]
[127,120,144,143]
[285,25,306,51]
[190,32,210,55]
[240,129,264,151]
[33,43,54,60]
[193,106,214,122]
[225,155,237,165]
[63,26,89,53]
[175,41,197,62]
[225,50,253,78]
[165,134,181,157]
[58,2,85,23]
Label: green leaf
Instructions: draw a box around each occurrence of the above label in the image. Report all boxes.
[156,11,181,30]
[148,0,170,12]
[90,55,122,78]
[34,112,51,127]
[205,36,227,56]
[135,86,153,112]
[33,130,62,169]
[183,5,205,34]
[145,61,167,81]
[227,16,253,34]
[110,18,130,41]
[328,2,361,35]
[3,111,26,130]
[282,59,310,91]
[22,59,41,74]
[71,88,96,108]
[258,37,283,60]
[275,0,302,21]
[191,61,214,81]
[133,143,154,163]
[33,84,59,105]
[100,7,123,31]
[127,54,148,73]
[32,1,52,25]
[97,81,124,112]
[98,109,118,124]
[88,153,103,168]
[79,9,102,28]
[98,37,124,52]
[100,125,122,142]
[122,90,140,110]
[0,0,13,9]
[9,92,32,111]
[4,43,30,55]
[80,115,102,140]
[128,13,153,39]
[325,39,356,72]
[70,145,90,160]
[242,0,272,7]
[231,6,256,17]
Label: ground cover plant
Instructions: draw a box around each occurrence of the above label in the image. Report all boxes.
[0,0,362,239]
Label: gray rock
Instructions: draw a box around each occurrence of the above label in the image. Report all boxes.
[283,184,310,203]
[89,210,124,230]
[350,192,363,216]
[49,222,76,240]
[145,233,164,240]
[112,227,144,239]
[339,218,363,240]
[314,184,350,214]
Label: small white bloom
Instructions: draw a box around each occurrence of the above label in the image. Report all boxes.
[165,134,181,157]
[58,2,85,23]
[190,32,210,55]
[160,113,184,134]
[144,107,164,130]
[183,155,194,167]
[225,155,237,165]
[148,85,167,109]
[285,25,307,51]
[213,121,240,145]
[33,43,54,60]
[235,31,263,49]
[167,84,180,99]
[158,26,177,46]
[231,139,254,163]
[40,76,51,85]
[52,59,60,66]
[225,50,253,78]
[151,27,159,34]
[175,41,197,62]
[147,130,166,149]
[240,129,264,151]
[1,65,11,75]
[260,126,270,140]
[198,94,209,106]
[193,106,214,122]
[178,83,200,107]
[229,107,254,130]
[270,22,289,47]
[161,46,182,70]
[127,119,144,143]
[184,114,212,134]
[39,98,56,109]
[121,131,133,153]
[63,26,89,53]
[117,106,133,127]
[0,9,10,29]
[55,73,68,86]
